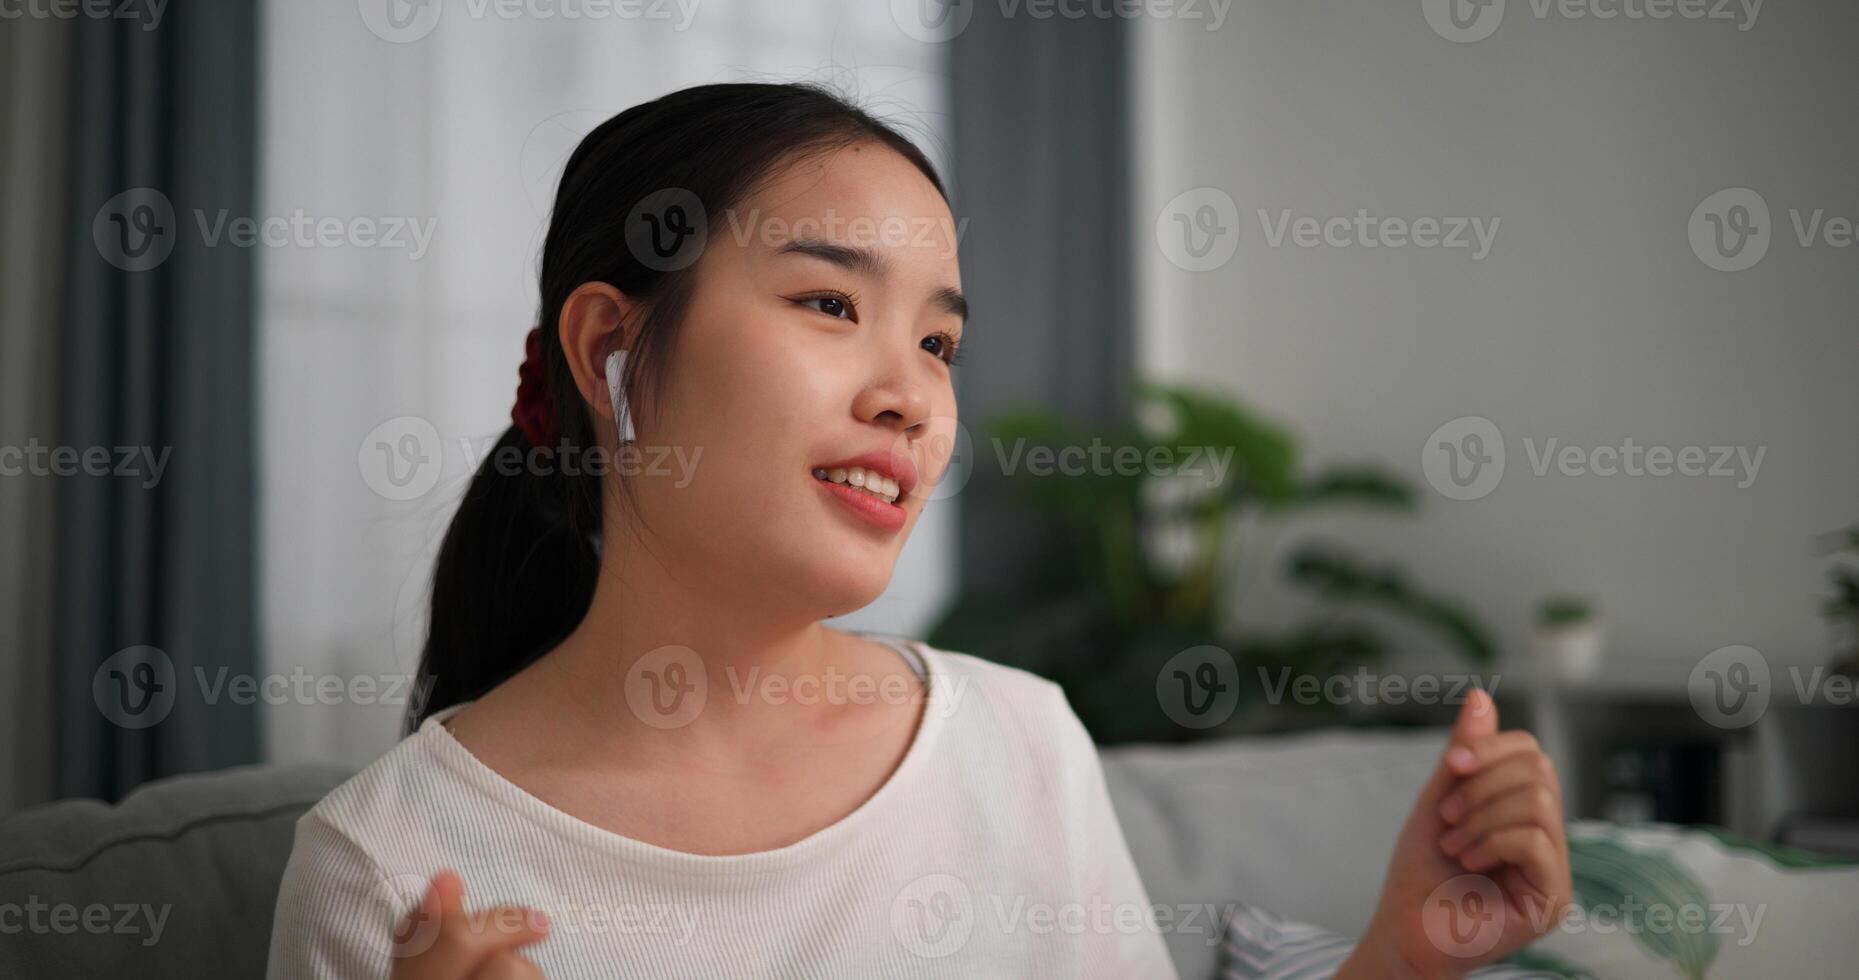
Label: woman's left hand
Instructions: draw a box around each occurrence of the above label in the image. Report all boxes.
[1339,688,1574,979]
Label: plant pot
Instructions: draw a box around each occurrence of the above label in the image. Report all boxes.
[1534,620,1605,682]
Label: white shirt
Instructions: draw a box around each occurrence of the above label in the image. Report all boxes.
[265,635,1181,979]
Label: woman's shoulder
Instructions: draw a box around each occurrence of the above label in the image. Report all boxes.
[914,640,1094,755]
[296,719,466,849]
[918,639,1067,707]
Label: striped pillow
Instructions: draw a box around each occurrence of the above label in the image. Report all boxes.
[1219,902,1581,980]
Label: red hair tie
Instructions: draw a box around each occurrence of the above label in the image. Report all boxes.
[511,327,559,448]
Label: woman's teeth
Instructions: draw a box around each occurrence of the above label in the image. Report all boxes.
[813,466,901,505]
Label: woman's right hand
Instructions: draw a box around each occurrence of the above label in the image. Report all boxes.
[390,870,550,979]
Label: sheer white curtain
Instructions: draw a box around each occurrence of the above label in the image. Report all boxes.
[259,0,955,769]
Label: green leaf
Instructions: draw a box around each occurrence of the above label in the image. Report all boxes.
[1283,545,1497,664]
[1501,948,1596,978]
[1569,838,1718,980]
[1131,379,1298,504]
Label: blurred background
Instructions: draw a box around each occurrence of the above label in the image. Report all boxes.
[4,0,1857,870]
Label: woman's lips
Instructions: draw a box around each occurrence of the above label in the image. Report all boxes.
[815,476,907,532]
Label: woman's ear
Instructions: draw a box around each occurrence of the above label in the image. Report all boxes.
[558,281,638,425]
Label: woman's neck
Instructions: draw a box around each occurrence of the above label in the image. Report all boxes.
[512,547,876,765]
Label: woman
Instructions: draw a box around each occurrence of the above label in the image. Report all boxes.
[267,82,1571,979]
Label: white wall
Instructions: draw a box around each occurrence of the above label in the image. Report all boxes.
[1133,0,1859,684]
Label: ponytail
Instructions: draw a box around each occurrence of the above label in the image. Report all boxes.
[410,82,949,727]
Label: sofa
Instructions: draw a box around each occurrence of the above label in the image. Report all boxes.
[3,729,1854,979]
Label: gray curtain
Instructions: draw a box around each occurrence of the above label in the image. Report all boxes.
[949,11,1136,593]
[0,14,71,814]
[53,2,262,800]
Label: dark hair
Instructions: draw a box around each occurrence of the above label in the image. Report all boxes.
[411,82,948,728]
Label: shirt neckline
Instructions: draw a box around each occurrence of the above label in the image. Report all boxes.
[417,631,946,875]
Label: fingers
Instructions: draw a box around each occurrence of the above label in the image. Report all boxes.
[1449,687,1499,744]
[1419,688,1501,802]
[466,950,547,980]
[1457,825,1562,894]
[1439,779,1562,857]
[1444,729,1544,779]
[1433,730,1574,933]
[1439,754,1562,829]
[393,871,549,980]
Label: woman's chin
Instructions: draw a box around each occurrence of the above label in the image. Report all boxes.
[794,561,894,619]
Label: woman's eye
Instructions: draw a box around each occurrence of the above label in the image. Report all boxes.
[922,332,965,367]
[799,294,854,320]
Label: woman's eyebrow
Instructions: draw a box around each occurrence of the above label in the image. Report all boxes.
[777,237,889,278]
[776,236,968,325]
[930,285,968,325]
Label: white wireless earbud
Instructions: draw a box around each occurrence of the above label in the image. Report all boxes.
[605,349,635,442]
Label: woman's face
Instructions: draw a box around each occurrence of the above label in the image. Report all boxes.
[620,141,965,620]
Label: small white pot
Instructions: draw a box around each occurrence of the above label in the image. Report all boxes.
[1534,620,1605,682]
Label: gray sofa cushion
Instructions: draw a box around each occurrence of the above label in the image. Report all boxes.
[1101,728,1449,980]
[0,764,350,979]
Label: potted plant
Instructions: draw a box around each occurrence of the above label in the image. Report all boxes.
[1818,524,1859,678]
[927,379,1495,743]
[1533,595,1603,682]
